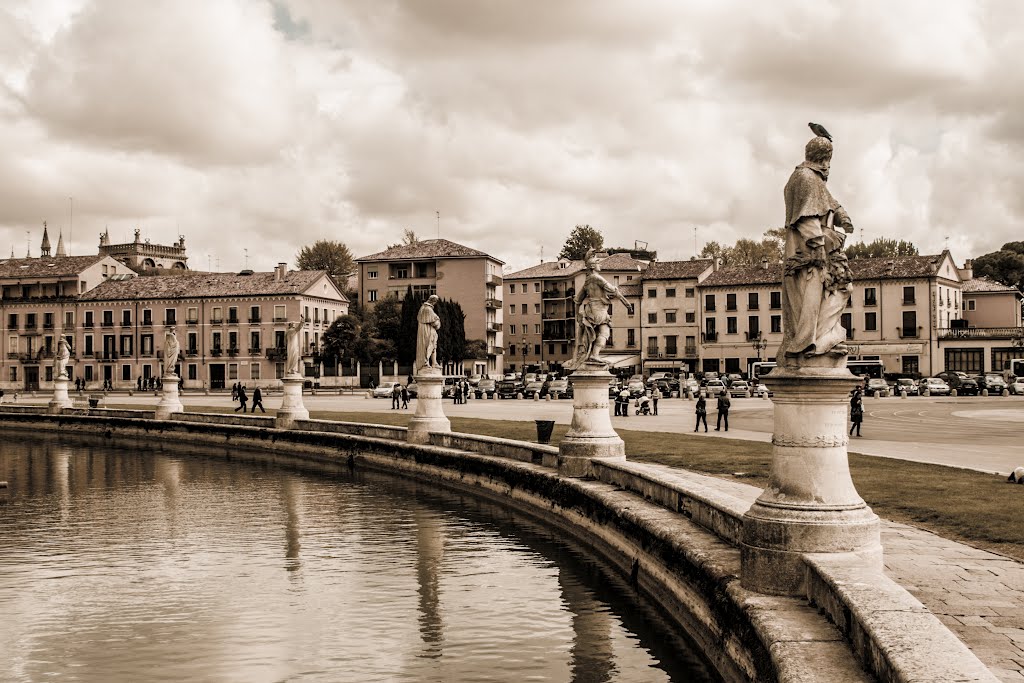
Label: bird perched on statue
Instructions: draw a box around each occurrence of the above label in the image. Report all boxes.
[808,122,832,141]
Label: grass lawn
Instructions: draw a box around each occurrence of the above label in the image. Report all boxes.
[131,404,1024,562]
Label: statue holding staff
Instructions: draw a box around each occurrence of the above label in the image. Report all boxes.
[416,295,441,374]
[566,249,631,370]
[285,315,305,376]
[163,329,180,376]
[53,338,71,379]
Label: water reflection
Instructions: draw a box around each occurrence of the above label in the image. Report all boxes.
[0,433,718,683]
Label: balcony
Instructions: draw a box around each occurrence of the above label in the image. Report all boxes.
[249,317,262,324]
[487,345,504,356]
[937,326,1024,340]
[83,321,94,328]
[43,322,55,330]
[249,347,262,355]
[210,318,223,325]
[227,318,240,325]
[745,331,762,342]
[185,348,199,357]
[227,347,240,357]
[486,322,503,333]
[484,298,501,310]
[541,289,565,300]
[846,327,855,340]
[163,319,177,326]
[266,347,286,360]
[186,318,199,326]
[98,353,119,362]
[664,348,679,358]
[101,321,114,328]
[684,345,698,357]
[210,348,223,357]
[486,273,503,286]
[899,328,920,339]
[120,351,133,359]
[703,331,718,343]
[647,348,660,358]
[273,316,288,323]
[902,298,916,305]
[24,322,38,331]
[141,319,154,328]
[81,351,94,358]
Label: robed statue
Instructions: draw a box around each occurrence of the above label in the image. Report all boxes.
[53,338,71,379]
[416,295,441,374]
[778,134,855,368]
[163,329,180,376]
[285,315,305,376]
[566,249,631,370]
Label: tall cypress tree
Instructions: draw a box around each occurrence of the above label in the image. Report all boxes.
[397,286,423,365]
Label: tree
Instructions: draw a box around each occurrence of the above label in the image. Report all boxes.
[845,238,920,259]
[397,287,427,365]
[464,339,488,360]
[972,242,1024,292]
[322,314,361,369]
[387,228,421,250]
[698,228,783,266]
[295,240,355,287]
[366,295,401,362]
[559,224,604,260]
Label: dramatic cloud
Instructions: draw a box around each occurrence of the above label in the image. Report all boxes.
[1,0,1022,272]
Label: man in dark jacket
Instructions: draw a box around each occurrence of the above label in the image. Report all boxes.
[235,384,248,412]
[715,390,730,431]
[251,386,265,413]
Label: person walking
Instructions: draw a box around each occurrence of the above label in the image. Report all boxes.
[694,393,708,432]
[715,390,731,432]
[231,382,239,402]
[618,389,630,418]
[235,384,248,412]
[251,386,265,413]
[400,384,409,409]
[391,383,401,410]
[651,386,661,416]
[849,388,864,437]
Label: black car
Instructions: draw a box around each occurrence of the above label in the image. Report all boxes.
[976,374,1008,394]
[496,380,523,399]
[475,378,496,399]
[955,377,979,396]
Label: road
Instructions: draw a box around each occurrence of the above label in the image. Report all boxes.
[7,390,1023,475]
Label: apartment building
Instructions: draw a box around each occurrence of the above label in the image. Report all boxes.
[638,259,714,376]
[937,266,1024,375]
[355,239,504,375]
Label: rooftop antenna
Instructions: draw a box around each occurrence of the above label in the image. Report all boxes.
[693,226,697,258]
[26,230,30,257]
[436,210,440,239]
[244,248,249,269]
[540,245,544,263]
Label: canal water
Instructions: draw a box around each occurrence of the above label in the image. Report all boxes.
[0,435,717,682]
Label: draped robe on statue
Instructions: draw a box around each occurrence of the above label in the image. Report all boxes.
[778,162,854,365]
[416,303,441,374]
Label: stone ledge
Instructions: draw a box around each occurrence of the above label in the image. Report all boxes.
[429,431,558,466]
[293,418,407,441]
[169,411,276,428]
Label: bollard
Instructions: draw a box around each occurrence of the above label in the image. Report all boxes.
[533,392,539,401]
[744,390,751,398]
[1003,388,1010,397]
[982,389,989,397]
[922,389,930,397]
[762,391,769,400]
[950,389,957,397]
[545,394,551,401]
[900,390,907,399]
[517,392,523,400]
[873,390,880,399]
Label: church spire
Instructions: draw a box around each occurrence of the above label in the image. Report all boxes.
[40,221,51,257]
[56,230,67,257]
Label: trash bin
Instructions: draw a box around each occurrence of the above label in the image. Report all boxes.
[88,398,99,408]
[535,420,555,444]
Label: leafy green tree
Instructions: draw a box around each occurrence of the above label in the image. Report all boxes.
[387,228,421,250]
[559,224,604,260]
[322,314,361,371]
[397,287,427,365]
[464,339,487,360]
[295,240,355,288]
[698,228,783,266]
[972,242,1024,292]
[845,238,919,259]
[436,299,467,365]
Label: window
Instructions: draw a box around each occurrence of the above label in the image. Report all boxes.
[165,308,176,325]
[7,313,17,329]
[250,363,261,380]
[229,364,238,381]
[274,305,286,322]
[648,312,657,324]
[228,331,238,350]
[841,313,853,339]
[901,311,918,338]
[648,288,657,298]
[665,335,678,355]
[187,307,198,323]
[122,310,131,325]
[140,334,154,356]
[508,305,515,316]
[771,315,782,333]
[250,306,260,322]
[902,286,916,304]
[368,270,378,279]
[521,304,527,314]
[992,348,1018,373]
[864,287,877,306]
[303,306,309,321]
[65,311,74,328]
[211,306,223,322]
[944,348,983,374]
[416,263,428,278]
[534,303,540,314]
[121,364,132,381]
[966,299,976,311]
[725,358,741,373]
[188,364,198,381]
[748,293,759,310]
[509,344,516,356]
[647,336,658,355]
[666,288,676,298]
[665,311,676,323]
[187,332,198,353]
[395,267,408,279]
[229,307,239,323]
[509,284,515,294]
[727,317,737,334]
[84,335,94,354]
[902,356,919,375]
[212,332,222,350]
[8,334,16,353]
[142,309,153,326]
[705,294,715,311]
[770,291,782,310]
[509,324,517,336]
[534,344,540,355]
[685,312,695,323]
[748,316,760,338]
[685,288,694,298]
[84,311,93,327]
[250,331,261,350]
[368,290,378,302]
[534,324,540,334]
[726,293,737,311]
[9,366,16,381]
[534,282,540,292]
[627,329,635,347]
[864,312,877,331]
[548,343,555,355]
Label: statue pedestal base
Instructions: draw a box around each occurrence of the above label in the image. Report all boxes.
[275,375,309,429]
[741,368,882,595]
[154,375,184,420]
[558,366,625,477]
[407,371,450,444]
[48,377,72,414]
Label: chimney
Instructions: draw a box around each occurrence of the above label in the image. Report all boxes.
[275,263,287,281]
[960,259,974,281]
[761,256,769,270]
[714,257,722,272]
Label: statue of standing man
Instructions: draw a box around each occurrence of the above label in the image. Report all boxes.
[416,295,441,374]
[566,249,631,370]
[285,315,305,376]
[778,132,855,368]
[164,329,180,377]
[53,338,71,379]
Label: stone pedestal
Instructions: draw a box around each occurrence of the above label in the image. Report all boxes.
[275,375,309,428]
[741,368,882,595]
[558,366,626,477]
[48,377,72,414]
[407,371,450,444]
[154,375,184,420]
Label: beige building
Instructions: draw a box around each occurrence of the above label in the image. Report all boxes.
[938,269,1024,376]
[638,259,714,376]
[355,239,504,375]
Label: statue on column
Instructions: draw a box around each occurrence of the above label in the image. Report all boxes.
[285,315,305,376]
[778,129,855,368]
[163,329,180,376]
[566,249,631,370]
[53,338,71,379]
[416,295,441,374]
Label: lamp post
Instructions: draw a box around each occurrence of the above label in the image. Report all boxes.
[752,336,768,361]
[521,337,527,382]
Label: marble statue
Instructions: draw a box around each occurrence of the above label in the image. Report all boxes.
[416,296,441,374]
[778,134,855,367]
[53,338,71,379]
[285,315,305,376]
[163,329,180,376]
[566,250,631,370]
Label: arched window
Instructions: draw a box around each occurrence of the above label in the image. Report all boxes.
[142,258,156,269]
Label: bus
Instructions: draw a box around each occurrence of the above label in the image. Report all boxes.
[1003,358,1024,382]
[749,361,776,381]
[749,359,884,381]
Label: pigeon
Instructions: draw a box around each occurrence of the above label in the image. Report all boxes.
[808,122,832,141]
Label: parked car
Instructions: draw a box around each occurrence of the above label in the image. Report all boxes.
[626,380,646,398]
[755,382,773,398]
[976,374,1008,394]
[646,372,673,386]
[497,380,523,399]
[524,373,538,384]
[917,377,951,396]
[936,371,967,389]
[503,373,518,380]
[652,379,678,396]
[467,374,482,386]
[703,379,726,395]
[523,381,545,398]
[893,378,919,396]
[955,376,979,396]
[372,382,401,399]
[474,378,496,399]
[728,380,751,397]
[1010,377,1024,395]
[724,373,744,387]
[683,378,701,395]
[866,378,890,394]
[547,379,573,399]
[406,381,418,398]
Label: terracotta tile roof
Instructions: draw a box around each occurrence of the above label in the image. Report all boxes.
[700,255,948,288]
[618,283,642,297]
[598,253,649,272]
[356,238,502,264]
[78,270,347,301]
[506,260,585,280]
[642,259,713,281]
[0,255,107,279]
[961,276,1021,294]
[701,263,784,287]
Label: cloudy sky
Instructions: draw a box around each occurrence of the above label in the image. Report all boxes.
[1,0,1020,273]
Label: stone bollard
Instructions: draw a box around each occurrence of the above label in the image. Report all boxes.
[744,391,751,398]
[517,392,524,400]
[982,389,989,397]
[545,394,551,401]
[762,391,769,400]
[901,390,907,399]
[534,392,540,401]
[873,390,880,399]
[950,388,957,397]
[1003,388,1010,397]
[922,389,930,397]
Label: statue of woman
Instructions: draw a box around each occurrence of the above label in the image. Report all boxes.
[416,296,441,374]
[779,134,855,367]
[285,315,305,376]
[163,329,180,376]
[566,249,631,370]
[53,338,71,379]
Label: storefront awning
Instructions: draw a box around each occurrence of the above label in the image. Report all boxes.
[601,353,641,368]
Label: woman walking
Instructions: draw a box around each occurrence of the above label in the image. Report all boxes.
[849,388,864,437]
[694,394,708,432]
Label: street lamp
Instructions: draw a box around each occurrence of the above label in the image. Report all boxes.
[521,337,527,381]
[752,337,768,361]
